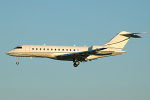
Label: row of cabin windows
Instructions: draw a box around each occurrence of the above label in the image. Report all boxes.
[32,48,79,51]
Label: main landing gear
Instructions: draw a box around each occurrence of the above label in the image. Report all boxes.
[73,58,79,67]
[16,57,19,65]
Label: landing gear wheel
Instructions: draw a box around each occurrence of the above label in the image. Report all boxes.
[73,63,78,67]
[16,62,19,65]
[73,58,80,67]
[75,61,79,65]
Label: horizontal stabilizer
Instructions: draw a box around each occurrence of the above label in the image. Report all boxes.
[120,32,146,38]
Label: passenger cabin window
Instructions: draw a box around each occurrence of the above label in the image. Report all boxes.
[66,49,68,51]
[70,49,71,51]
[58,49,60,51]
[36,48,38,50]
[47,48,49,51]
[51,49,53,51]
[40,48,41,50]
[43,48,45,50]
[74,49,75,51]
[32,48,34,50]
[55,49,56,51]
[62,49,64,51]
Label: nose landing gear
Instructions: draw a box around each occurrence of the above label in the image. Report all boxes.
[16,57,19,65]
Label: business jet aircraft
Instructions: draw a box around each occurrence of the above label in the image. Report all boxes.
[6,31,145,67]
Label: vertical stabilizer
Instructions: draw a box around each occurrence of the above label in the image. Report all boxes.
[105,31,133,50]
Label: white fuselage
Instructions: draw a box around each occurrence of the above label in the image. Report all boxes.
[6,45,125,61]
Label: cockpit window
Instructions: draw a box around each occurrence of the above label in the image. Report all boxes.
[14,46,22,49]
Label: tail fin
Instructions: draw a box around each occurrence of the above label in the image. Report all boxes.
[104,31,143,50]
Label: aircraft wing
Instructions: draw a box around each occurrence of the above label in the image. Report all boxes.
[56,48,106,61]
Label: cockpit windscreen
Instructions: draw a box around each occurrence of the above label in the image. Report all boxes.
[14,46,22,49]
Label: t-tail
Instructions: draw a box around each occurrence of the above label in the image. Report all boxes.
[104,31,146,50]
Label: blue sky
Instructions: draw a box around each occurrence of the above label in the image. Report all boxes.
[0,0,150,100]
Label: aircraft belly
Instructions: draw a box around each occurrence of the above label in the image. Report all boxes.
[28,52,57,58]
[9,52,56,58]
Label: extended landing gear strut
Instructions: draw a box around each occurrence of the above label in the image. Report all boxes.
[73,58,79,67]
[16,57,19,65]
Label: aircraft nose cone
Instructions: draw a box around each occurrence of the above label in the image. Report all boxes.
[6,51,12,55]
[6,49,16,56]
[6,51,10,55]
